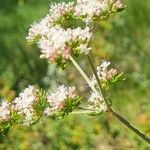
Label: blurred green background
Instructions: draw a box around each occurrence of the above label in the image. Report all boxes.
[0,0,150,149]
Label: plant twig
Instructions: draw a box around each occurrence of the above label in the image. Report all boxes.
[70,110,101,115]
[70,56,97,93]
[87,54,109,106]
[87,54,150,144]
[108,107,150,144]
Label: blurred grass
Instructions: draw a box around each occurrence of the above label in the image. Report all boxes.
[0,0,150,149]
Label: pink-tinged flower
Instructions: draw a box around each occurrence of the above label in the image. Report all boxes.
[49,2,75,20]
[0,100,11,121]
[27,2,75,43]
[74,0,109,18]
[111,0,126,12]
[44,85,77,116]
[13,85,38,125]
[37,26,92,62]
[27,1,94,64]
[26,15,51,43]
[91,60,118,85]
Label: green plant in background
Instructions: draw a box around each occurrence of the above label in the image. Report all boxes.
[0,0,150,149]
[0,0,50,97]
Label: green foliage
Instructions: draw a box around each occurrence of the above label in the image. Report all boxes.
[0,0,50,96]
[58,96,82,119]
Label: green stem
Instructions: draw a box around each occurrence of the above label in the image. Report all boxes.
[87,55,109,106]
[108,107,150,144]
[70,110,101,115]
[70,56,97,93]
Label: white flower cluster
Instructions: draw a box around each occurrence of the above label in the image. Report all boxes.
[74,0,109,18]
[44,85,77,116]
[26,15,51,43]
[13,85,38,124]
[91,60,117,86]
[27,20,92,62]
[26,2,75,43]
[88,92,107,112]
[0,84,79,125]
[50,2,75,21]
[38,27,92,61]
[0,100,10,122]
[27,1,115,64]
[88,60,118,112]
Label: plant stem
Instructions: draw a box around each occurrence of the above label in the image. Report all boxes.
[87,55,109,106]
[71,111,94,115]
[108,107,150,144]
[87,54,150,144]
[70,56,97,93]
[70,109,101,115]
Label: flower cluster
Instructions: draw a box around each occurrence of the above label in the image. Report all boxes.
[0,100,11,122]
[38,27,92,62]
[27,0,125,67]
[74,0,109,18]
[0,84,81,126]
[44,85,80,117]
[91,60,118,86]
[88,92,107,112]
[87,60,122,112]
[12,85,38,124]
[26,2,75,43]
[0,86,39,124]
[49,2,75,22]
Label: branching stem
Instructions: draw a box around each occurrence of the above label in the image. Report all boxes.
[87,55,109,106]
[70,56,97,93]
[70,52,150,144]
[87,54,150,144]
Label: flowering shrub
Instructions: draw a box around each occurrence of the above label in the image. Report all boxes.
[1,0,150,144]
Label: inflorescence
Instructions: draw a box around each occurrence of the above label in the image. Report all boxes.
[27,0,125,67]
[1,0,125,130]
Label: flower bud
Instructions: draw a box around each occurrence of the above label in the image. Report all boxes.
[111,0,126,12]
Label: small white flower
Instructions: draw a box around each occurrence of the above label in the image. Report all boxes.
[91,60,117,85]
[13,85,38,124]
[44,85,77,116]
[88,92,103,103]
[88,92,107,112]
[27,2,94,63]
[26,15,51,42]
[76,44,91,54]
[50,2,75,21]
[0,100,10,121]
[44,107,56,116]
[100,59,111,69]
[37,26,92,62]
[74,0,109,18]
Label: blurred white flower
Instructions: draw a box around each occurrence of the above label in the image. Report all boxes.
[37,27,92,61]
[13,85,38,125]
[0,100,10,121]
[26,15,51,42]
[91,60,117,85]
[74,0,109,18]
[76,44,92,54]
[88,92,107,112]
[50,2,75,20]
[44,85,77,116]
